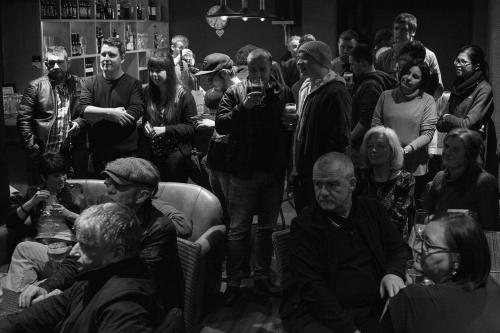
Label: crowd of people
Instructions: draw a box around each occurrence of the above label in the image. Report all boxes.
[1,10,500,333]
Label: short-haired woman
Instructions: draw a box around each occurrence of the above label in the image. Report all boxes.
[381,213,500,332]
[423,128,500,230]
[357,126,415,240]
[5,152,87,291]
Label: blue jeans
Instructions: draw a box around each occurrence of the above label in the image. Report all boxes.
[226,172,284,286]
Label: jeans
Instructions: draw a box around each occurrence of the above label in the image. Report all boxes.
[5,241,52,292]
[226,172,284,286]
[207,168,231,227]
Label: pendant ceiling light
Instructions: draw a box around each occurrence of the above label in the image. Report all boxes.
[238,0,252,21]
[237,0,277,22]
[206,0,240,20]
[257,0,277,21]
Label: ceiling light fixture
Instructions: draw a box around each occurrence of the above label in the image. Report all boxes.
[206,0,240,20]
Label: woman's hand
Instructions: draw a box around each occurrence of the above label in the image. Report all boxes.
[29,190,51,206]
[50,204,78,222]
[153,126,166,137]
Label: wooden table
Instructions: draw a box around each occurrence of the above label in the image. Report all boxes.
[0,289,22,318]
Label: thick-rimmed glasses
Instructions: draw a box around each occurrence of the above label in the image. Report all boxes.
[413,232,455,256]
[453,58,472,67]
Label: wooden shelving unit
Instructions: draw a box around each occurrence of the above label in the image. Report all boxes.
[39,0,169,83]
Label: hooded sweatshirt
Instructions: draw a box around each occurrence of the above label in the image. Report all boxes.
[294,70,352,178]
[351,70,397,147]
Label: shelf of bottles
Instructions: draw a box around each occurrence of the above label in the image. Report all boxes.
[40,0,168,81]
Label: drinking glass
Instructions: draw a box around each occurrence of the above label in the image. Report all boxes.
[283,103,297,131]
[247,76,264,94]
[415,209,430,225]
[47,242,70,267]
[406,259,423,285]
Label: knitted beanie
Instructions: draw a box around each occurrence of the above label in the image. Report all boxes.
[298,41,332,68]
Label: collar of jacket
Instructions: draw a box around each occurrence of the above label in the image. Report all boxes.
[305,70,346,95]
[76,257,146,284]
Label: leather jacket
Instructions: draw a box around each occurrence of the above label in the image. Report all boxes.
[17,74,87,154]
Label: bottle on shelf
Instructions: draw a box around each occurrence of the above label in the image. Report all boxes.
[148,0,156,20]
[104,0,113,19]
[153,25,158,49]
[121,0,129,19]
[126,24,135,50]
[85,58,95,76]
[137,1,143,20]
[117,0,122,19]
[71,33,82,56]
[96,27,104,53]
[95,0,102,19]
[112,27,119,38]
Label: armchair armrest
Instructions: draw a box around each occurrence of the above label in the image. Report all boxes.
[0,225,9,267]
[195,225,226,256]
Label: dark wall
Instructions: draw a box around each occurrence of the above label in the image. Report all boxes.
[169,0,288,65]
[338,0,484,90]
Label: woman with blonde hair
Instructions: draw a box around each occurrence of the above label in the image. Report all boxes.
[356,126,415,240]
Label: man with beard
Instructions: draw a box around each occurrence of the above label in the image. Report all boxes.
[17,46,88,184]
[81,37,145,176]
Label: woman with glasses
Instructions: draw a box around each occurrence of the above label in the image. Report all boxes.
[436,45,497,177]
[380,213,500,332]
[423,128,499,230]
[356,126,415,241]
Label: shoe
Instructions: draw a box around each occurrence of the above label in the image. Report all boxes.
[221,286,240,306]
[254,279,280,297]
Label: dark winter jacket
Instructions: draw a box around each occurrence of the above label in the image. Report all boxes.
[17,74,86,155]
[352,70,397,147]
[294,72,352,179]
[216,77,294,178]
[281,198,411,333]
[38,199,183,312]
[0,258,163,333]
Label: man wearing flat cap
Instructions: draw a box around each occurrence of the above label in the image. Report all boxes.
[291,40,352,214]
[17,157,185,314]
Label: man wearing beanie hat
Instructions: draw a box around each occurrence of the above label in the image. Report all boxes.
[290,40,352,213]
[17,157,185,314]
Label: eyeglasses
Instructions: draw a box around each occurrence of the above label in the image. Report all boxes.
[453,58,472,67]
[46,60,66,68]
[413,233,455,256]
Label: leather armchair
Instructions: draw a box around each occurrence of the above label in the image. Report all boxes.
[67,179,226,329]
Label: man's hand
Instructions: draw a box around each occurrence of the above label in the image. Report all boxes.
[68,121,80,136]
[380,274,405,298]
[243,92,264,110]
[19,285,48,308]
[107,107,135,126]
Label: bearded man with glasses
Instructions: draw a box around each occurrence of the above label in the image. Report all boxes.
[17,46,88,184]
